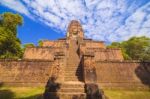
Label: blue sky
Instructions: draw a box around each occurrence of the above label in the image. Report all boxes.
[0,0,150,45]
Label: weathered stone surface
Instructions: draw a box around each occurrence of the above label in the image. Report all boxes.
[95,61,150,89]
[67,20,84,39]
[0,59,54,86]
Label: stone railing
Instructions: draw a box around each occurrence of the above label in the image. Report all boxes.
[51,51,66,82]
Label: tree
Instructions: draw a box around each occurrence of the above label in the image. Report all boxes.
[0,12,23,59]
[23,43,35,48]
[0,12,22,36]
[123,36,150,60]
[107,36,150,61]
[22,43,35,53]
[107,42,131,60]
[38,40,43,47]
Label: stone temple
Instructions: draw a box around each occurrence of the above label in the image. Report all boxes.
[0,20,150,99]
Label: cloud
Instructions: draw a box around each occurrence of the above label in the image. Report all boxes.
[0,0,30,16]
[0,0,150,43]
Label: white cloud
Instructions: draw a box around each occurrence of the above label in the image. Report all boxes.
[0,0,150,43]
[0,0,30,16]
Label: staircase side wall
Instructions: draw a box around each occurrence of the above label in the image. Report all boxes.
[0,60,54,87]
[95,61,150,89]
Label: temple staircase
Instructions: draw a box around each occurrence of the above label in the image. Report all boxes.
[65,39,83,81]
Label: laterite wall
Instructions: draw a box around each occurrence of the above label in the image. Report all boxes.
[95,61,150,89]
[0,60,54,87]
[23,47,64,60]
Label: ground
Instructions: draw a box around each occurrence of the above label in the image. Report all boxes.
[104,89,150,99]
[0,87,44,99]
[0,87,150,99]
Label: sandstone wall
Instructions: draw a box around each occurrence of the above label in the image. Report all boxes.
[86,48,123,61]
[85,41,106,48]
[23,47,64,60]
[0,60,54,86]
[95,61,150,89]
[42,40,66,47]
[95,48,123,61]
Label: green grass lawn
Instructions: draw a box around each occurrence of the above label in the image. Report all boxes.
[0,87,150,99]
[104,89,150,99]
[0,87,44,99]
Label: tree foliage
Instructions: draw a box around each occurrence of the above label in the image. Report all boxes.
[23,43,35,48]
[0,12,23,59]
[107,36,150,61]
[38,40,43,47]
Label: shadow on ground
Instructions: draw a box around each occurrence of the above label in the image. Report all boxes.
[0,82,15,99]
[0,82,43,99]
[19,94,43,99]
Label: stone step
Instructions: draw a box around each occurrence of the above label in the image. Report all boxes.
[66,65,80,67]
[61,83,84,88]
[67,62,80,64]
[65,75,82,77]
[65,71,81,73]
[67,63,80,66]
[65,75,81,77]
[65,66,81,68]
[65,74,82,76]
[65,70,81,72]
[67,61,79,63]
[45,92,86,99]
[58,88,85,93]
[65,73,82,76]
[65,77,83,81]
[65,76,82,79]
[65,71,82,73]
[66,64,81,66]
[65,73,82,75]
[65,69,81,72]
[65,66,80,67]
[65,68,81,70]
[66,67,80,69]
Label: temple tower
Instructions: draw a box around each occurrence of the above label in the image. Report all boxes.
[66,20,84,40]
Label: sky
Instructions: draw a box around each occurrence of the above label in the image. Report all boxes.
[0,0,150,45]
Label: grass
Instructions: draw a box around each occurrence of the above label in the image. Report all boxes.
[0,86,44,99]
[104,89,150,99]
[0,87,150,99]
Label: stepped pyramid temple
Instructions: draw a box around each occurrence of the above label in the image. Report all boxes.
[0,20,150,99]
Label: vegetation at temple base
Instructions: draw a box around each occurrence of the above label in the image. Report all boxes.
[0,12,23,59]
[0,87,150,99]
[0,86,44,99]
[104,89,150,99]
[107,36,150,61]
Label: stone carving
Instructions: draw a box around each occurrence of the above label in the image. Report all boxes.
[67,20,84,39]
